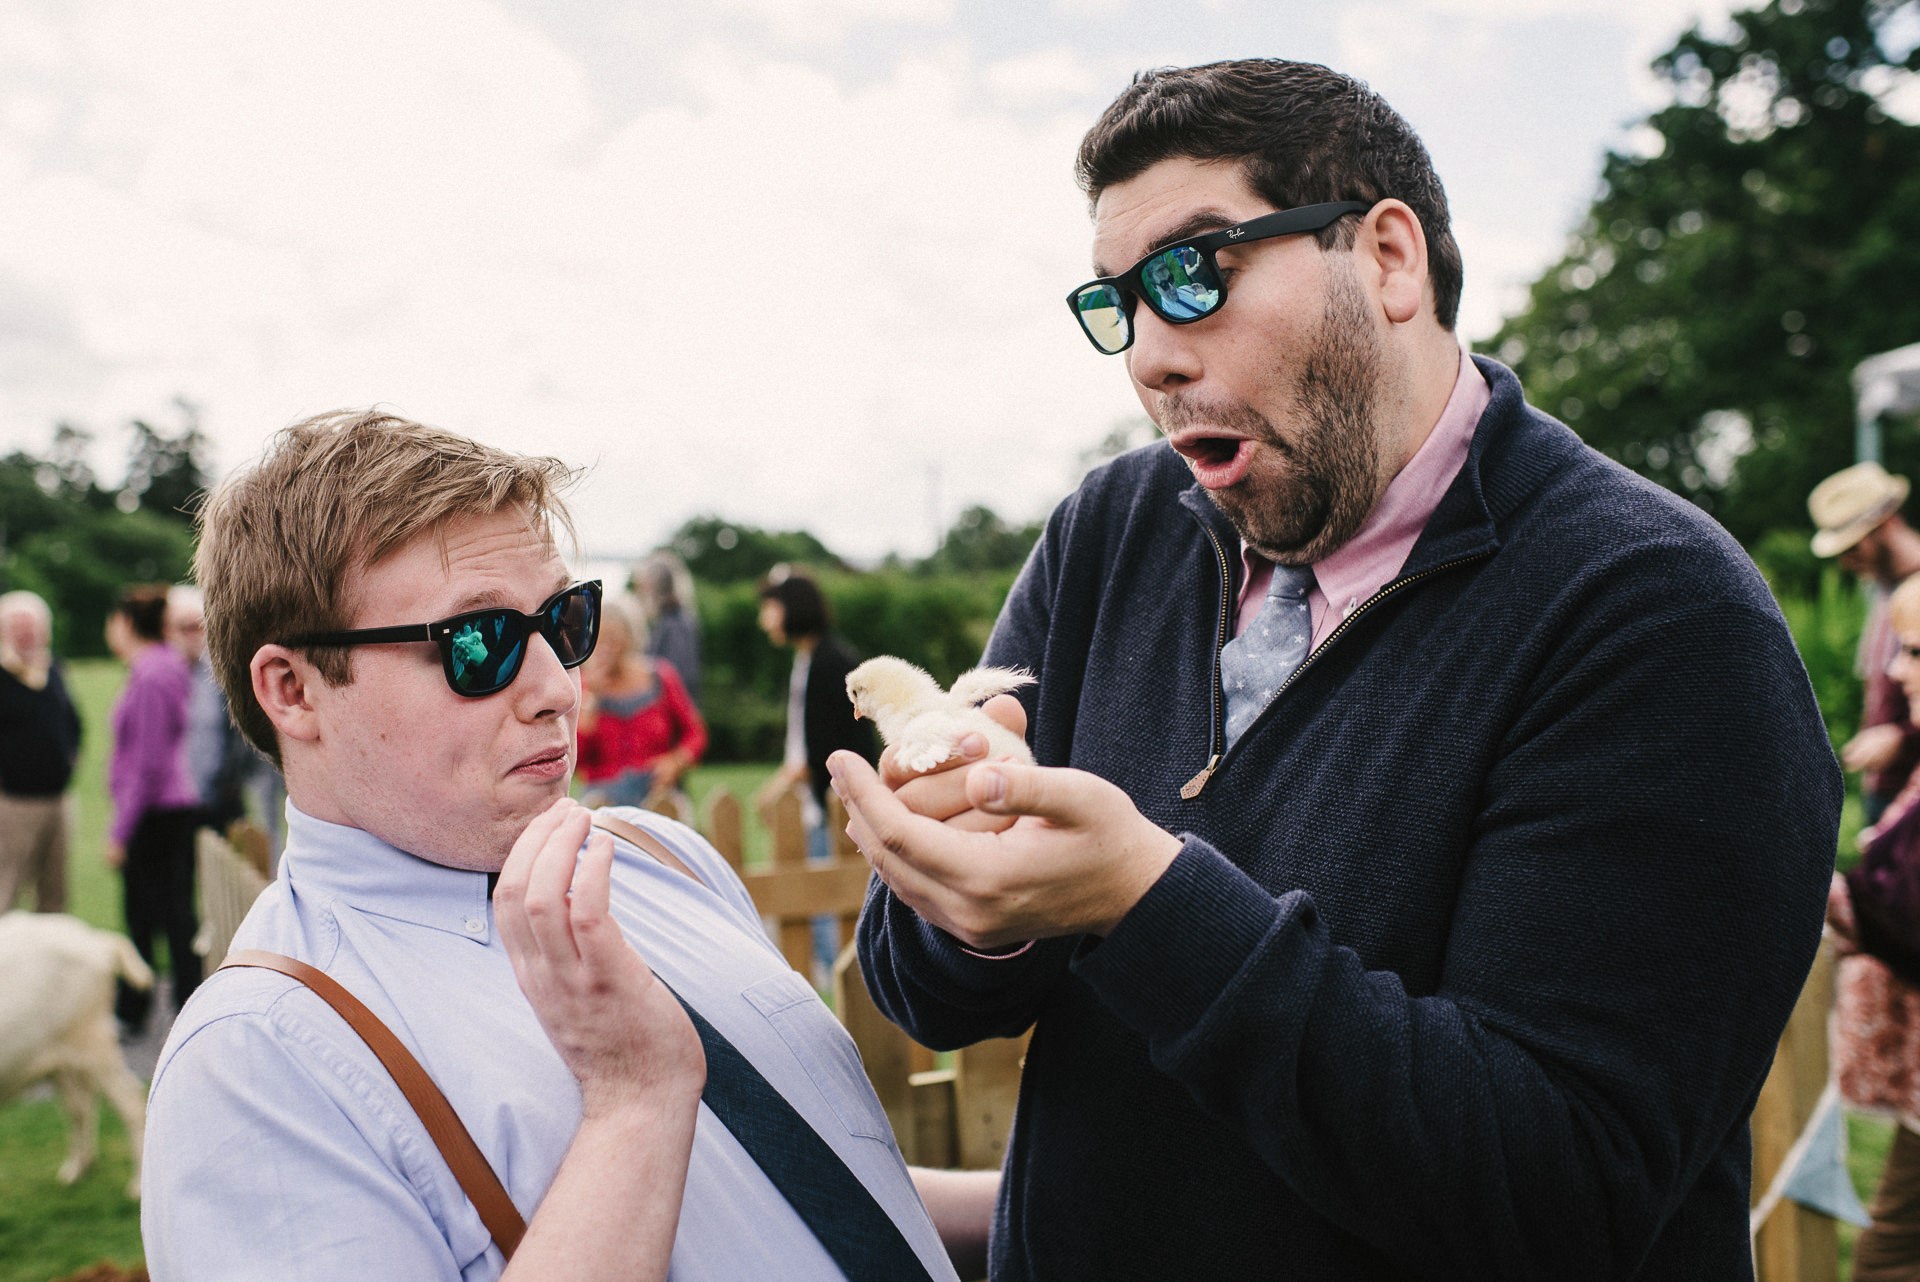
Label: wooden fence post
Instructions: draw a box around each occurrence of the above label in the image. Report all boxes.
[194,827,269,968]
[954,1033,1027,1170]
[704,788,745,874]
[1752,938,1838,1282]
[832,945,929,1156]
[734,786,872,977]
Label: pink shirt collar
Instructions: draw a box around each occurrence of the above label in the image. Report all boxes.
[1238,347,1489,646]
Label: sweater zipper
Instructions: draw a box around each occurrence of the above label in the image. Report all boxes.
[1180,525,1234,800]
[1180,548,1493,800]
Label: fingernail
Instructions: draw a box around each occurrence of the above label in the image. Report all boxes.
[959,733,987,760]
[977,767,1005,806]
[826,753,845,782]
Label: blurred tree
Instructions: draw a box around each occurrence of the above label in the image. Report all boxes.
[665,514,845,583]
[0,410,207,655]
[1490,0,1920,544]
[922,504,1045,574]
[1076,417,1159,475]
[120,399,212,522]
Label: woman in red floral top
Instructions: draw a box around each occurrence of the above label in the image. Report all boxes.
[576,595,706,809]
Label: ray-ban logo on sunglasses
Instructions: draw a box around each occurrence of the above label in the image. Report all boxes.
[1225,227,1246,240]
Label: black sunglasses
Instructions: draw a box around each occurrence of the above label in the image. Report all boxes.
[1067,201,1371,354]
[281,581,602,698]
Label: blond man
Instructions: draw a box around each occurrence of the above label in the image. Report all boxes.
[143,411,981,1281]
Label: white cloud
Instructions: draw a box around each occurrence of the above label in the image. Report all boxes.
[0,0,1794,560]
[0,0,1131,561]
[711,0,955,46]
[982,47,1102,107]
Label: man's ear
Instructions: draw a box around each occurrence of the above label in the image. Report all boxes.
[1357,199,1430,326]
[251,644,326,746]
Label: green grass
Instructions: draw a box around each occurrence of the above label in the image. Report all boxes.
[1844,1113,1897,1280]
[37,660,122,931]
[0,1099,143,1282]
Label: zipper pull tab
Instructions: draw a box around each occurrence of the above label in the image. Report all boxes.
[1180,754,1220,800]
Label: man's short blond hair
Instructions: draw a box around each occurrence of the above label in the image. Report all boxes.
[194,408,580,763]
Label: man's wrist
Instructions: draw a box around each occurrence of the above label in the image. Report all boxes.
[1091,827,1185,937]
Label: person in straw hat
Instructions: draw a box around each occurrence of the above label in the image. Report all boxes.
[1811,461,1920,823]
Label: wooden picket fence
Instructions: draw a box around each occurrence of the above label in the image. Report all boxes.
[1751,939,1839,1282]
[194,784,1025,1172]
[192,821,270,971]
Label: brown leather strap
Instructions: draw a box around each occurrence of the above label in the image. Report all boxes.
[219,949,527,1259]
[592,812,699,884]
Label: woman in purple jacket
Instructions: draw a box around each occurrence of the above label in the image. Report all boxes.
[106,583,202,1032]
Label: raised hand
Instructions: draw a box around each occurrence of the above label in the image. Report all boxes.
[494,797,704,1116]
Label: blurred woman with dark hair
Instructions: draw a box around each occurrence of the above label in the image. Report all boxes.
[106,583,202,1033]
[753,568,877,975]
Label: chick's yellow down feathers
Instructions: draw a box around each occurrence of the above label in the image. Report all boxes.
[845,656,1034,771]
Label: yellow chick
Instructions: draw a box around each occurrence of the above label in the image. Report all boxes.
[846,656,1035,771]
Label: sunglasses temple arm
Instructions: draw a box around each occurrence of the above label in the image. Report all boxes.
[285,623,437,647]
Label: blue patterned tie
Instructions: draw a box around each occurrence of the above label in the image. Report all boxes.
[1220,563,1314,747]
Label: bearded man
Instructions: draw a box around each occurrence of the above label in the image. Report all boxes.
[835,59,1841,1280]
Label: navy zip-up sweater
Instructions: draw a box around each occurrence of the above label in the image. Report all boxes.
[859,358,1840,1281]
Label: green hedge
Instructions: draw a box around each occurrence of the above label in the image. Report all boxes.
[693,557,1875,784]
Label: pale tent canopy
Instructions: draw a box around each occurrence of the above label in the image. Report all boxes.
[1856,342,1920,463]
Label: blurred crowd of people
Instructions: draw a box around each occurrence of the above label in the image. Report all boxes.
[0,580,284,1038]
[1814,461,1920,1278]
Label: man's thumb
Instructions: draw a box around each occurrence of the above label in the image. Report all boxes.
[968,761,1084,820]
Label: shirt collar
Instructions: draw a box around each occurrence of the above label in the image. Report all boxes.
[280,801,495,943]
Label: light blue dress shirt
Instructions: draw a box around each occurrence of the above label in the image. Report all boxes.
[142,803,957,1281]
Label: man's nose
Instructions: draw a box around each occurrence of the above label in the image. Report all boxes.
[515,630,580,718]
[1126,307,1205,394]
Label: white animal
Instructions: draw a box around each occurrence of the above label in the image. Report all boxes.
[0,911,152,1198]
[846,656,1035,772]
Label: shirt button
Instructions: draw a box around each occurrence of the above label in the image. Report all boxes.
[464,917,485,935]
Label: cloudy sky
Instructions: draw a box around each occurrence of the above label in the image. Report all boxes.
[1,0,1752,563]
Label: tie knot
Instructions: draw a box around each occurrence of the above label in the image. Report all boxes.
[1267,563,1315,602]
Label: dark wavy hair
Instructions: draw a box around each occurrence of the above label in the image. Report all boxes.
[1075,59,1464,330]
[758,571,830,640]
[115,584,171,643]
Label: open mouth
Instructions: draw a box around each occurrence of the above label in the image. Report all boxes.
[1169,433,1254,489]
[1177,435,1243,468]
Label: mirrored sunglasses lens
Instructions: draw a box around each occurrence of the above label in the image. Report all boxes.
[448,614,525,694]
[548,587,597,667]
[1142,245,1220,320]
[1074,284,1129,353]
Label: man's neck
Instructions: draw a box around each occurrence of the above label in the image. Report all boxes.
[1399,339,1468,469]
